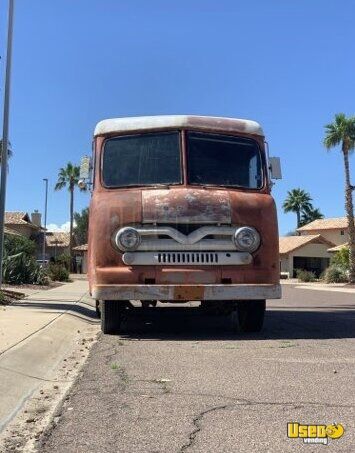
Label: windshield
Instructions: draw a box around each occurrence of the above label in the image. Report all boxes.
[187,132,263,189]
[102,132,181,187]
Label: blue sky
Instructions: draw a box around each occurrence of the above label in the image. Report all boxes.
[1,0,354,234]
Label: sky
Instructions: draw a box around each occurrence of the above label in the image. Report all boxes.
[0,0,354,234]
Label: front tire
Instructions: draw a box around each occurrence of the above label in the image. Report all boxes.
[101,300,124,334]
[237,300,266,333]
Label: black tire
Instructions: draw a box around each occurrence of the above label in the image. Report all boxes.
[237,300,266,333]
[101,300,123,334]
[95,300,101,318]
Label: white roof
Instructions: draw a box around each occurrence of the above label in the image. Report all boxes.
[94,115,264,137]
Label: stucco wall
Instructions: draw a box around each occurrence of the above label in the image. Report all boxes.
[280,243,332,275]
[299,229,348,246]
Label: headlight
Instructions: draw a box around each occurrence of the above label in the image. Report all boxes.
[234,226,260,252]
[115,227,141,251]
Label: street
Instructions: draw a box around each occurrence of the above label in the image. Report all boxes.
[37,285,355,453]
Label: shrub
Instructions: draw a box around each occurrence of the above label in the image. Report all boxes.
[4,235,36,257]
[323,265,348,284]
[56,253,71,270]
[295,269,316,282]
[330,247,349,271]
[2,252,49,285]
[48,264,70,282]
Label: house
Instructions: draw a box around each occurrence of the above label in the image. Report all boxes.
[280,216,354,277]
[327,243,349,253]
[37,231,71,261]
[73,244,88,273]
[297,217,350,246]
[5,211,43,238]
[279,234,334,278]
[4,226,21,237]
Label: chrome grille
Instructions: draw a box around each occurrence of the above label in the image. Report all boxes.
[158,252,219,264]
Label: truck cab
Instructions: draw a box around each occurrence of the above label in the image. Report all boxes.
[81,115,282,333]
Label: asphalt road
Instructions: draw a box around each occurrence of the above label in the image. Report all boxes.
[39,285,355,452]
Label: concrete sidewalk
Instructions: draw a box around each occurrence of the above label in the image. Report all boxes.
[0,280,99,433]
[281,280,355,293]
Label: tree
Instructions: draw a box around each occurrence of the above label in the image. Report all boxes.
[74,207,89,245]
[0,139,12,164]
[282,188,313,228]
[55,163,86,269]
[299,207,324,227]
[324,113,355,282]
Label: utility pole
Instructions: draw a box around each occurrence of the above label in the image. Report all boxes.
[42,178,48,264]
[0,0,15,287]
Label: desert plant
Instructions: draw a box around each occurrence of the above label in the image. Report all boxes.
[324,113,355,282]
[282,188,313,228]
[299,207,324,227]
[74,207,89,245]
[4,234,36,257]
[2,252,48,285]
[2,235,48,285]
[295,269,316,282]
[56,252,71,270]
[323,265,348,283]
[55,163,86,268]
[48,263,70,282]
[330,247,350,271]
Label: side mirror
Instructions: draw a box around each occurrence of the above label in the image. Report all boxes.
[78,155,92,189]
[269,157,282,180]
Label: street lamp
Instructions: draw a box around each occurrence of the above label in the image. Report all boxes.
[0,0,15,287]
[42,178,48,264]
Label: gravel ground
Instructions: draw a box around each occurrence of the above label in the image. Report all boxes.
[38,285,355,452]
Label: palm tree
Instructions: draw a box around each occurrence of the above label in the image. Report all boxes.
[73,207,89,245]
[0,139,12,164]
[282,188,313,228]
[55,163,85,269]
[300,207,324,227]
[324,113,355,282]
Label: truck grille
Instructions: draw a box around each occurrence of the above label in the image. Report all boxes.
[122,251,252,266]
[158,252,218,264]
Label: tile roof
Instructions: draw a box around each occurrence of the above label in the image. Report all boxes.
[5,211,41,229]
[279,234,335,255]
[297,217,349,231]
[45,232,70,248]
[73,244,88,251]
[327,243,348,252]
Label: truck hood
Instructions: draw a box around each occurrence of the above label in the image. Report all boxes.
[142,188,232,224]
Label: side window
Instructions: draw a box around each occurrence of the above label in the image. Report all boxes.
[340,230,344,236]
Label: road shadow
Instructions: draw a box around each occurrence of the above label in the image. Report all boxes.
[114,306,355,341]
[12,300,99,324]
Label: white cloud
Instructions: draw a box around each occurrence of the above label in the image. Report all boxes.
[47,221,76,232]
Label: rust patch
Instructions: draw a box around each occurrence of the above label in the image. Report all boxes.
[142,188,231,224]
[173,285,204,300]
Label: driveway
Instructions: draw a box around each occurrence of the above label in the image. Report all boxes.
[36,285,355,452]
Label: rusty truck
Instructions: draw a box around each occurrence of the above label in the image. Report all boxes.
[79,115,282,334]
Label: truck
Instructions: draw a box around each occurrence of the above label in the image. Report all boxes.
[79,115,282,334]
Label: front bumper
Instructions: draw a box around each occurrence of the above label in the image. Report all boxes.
[92,283,281,301]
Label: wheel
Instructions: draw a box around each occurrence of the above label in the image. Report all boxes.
[237,300,266,333]
[201,301,235,315]
[95,300,101,318]
[101,300,124,334]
